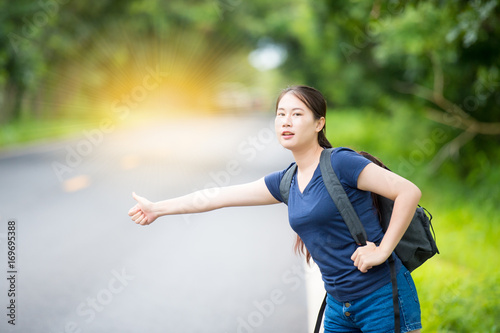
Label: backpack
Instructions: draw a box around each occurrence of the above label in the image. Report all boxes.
[279,148,439,333]
[356,151,439,271]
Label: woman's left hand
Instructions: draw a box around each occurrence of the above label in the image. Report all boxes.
[351,241,390,273]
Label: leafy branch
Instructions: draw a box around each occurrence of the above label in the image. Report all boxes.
[395,53,500,172]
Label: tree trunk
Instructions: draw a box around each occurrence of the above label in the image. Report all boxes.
[2,82,25,124]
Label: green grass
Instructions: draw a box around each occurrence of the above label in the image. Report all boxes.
[328,108,500,332]
[413,200,500,332]
[0,118,98,149]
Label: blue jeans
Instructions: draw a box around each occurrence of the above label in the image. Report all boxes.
[324,266,422,333]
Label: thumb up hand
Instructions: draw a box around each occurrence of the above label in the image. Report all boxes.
[128,192,157,225]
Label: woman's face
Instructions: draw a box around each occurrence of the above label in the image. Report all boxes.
[275,92,324,151]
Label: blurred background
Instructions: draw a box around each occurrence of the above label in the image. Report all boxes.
[0,0,499,332]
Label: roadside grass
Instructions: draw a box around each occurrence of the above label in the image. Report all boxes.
[0,118,97,149]
[413,192,500,332]
[0,111,147,150]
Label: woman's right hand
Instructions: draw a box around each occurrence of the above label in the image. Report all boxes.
[128,192,158,225]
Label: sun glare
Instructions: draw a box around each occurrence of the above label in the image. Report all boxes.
[39,24,254,129]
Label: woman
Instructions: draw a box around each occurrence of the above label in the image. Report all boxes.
[128,85,423,333]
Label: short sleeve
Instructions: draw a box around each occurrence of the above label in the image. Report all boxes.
[331,148,371,189]
[264,163,295,202]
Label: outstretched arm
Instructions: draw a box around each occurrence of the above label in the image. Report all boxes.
[128,177,279,225]
[351,162,422,273]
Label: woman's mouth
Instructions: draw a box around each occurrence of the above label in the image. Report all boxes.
[281,131,295,139]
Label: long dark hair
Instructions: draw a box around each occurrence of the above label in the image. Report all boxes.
[358,151,390,223]
[276,85,333,149]
[275,85,333,264]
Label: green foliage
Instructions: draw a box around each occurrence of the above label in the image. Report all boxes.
[0,117,98,147]
[264,0,500,177]
[413,198,500,332]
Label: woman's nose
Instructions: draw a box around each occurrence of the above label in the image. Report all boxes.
[282,115,292,127]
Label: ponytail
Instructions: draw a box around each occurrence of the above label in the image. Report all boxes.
[318,128,332,149]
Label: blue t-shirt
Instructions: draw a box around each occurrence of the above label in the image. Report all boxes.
[265,147,401,301]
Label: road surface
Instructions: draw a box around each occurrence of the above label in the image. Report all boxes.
[0,113,324,333]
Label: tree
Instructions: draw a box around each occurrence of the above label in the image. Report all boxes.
[234,0,500,175]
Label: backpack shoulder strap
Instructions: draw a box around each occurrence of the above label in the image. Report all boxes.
[279,163,297,205]
[319,148,367,245]
[319,149,401,332]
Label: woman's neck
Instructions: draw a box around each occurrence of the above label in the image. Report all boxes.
[292,144,324,171]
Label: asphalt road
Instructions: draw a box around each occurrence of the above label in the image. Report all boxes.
[0,114,317,333]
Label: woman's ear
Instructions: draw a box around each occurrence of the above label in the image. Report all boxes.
[316,117,326,132]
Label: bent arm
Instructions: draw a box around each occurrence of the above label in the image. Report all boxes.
[355,163,421,265]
